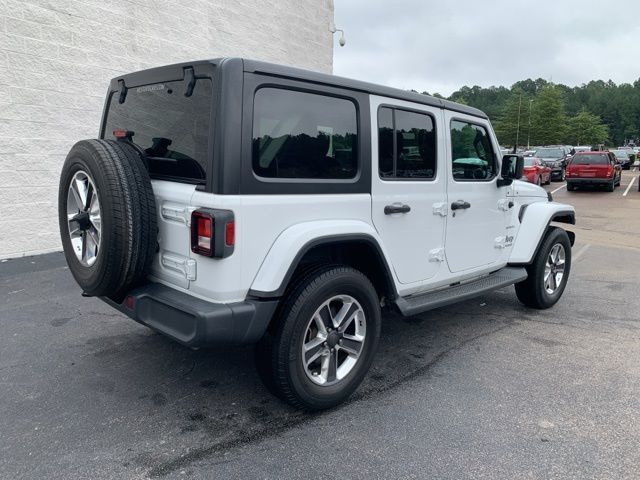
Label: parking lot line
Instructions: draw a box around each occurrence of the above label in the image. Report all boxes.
[550,184,566,194]
[623,177,636,196]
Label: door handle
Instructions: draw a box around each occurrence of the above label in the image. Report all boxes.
[450,200,471,211]
[384,204,411,215]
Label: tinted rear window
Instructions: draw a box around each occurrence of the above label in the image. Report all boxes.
[610,150,629,158]
[252,88,358,179]
[571,154,609,165]
[103,79,213,183]
[535,148,564,158]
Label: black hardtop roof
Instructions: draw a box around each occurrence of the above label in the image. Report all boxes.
[111,57,488,120]
[242,58,488,119]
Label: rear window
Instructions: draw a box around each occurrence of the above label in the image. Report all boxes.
[571,154,609,165]
[535,148,564,158]
[252,88,358,179]
[103,79,213,183]
[610,150,629,158]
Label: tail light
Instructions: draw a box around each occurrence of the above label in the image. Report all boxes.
[190,209,235,258]
[607,166,613,177]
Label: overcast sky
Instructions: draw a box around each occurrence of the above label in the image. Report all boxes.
[333,0,640,97]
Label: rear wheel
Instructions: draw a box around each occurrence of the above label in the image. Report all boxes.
[515,227,571,309]
[566,183,575,191]
[606,177,615,192]
[536,176,541,186]
[255,266,381,410]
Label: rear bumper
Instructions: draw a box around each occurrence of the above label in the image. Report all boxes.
[549,168,564,178]
[101,283,278,347]
[566,177,612,185]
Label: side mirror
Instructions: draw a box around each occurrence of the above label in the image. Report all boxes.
[498,154,524,187]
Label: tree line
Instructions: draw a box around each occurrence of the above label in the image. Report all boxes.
[424,78,640,148]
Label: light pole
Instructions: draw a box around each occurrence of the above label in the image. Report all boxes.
[514,93,522,153]
[527,99,533,150]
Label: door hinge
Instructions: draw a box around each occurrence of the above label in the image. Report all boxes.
[432,202,448,217]
[161,253,197,280]
[429,247,445,262]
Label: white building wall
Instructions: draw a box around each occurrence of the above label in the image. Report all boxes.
[0,0,334,259]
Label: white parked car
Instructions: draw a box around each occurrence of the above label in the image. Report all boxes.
[58,58,576,410]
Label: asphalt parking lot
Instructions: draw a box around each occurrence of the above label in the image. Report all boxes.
[1,171,639,479]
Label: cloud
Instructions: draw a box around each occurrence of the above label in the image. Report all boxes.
[333,0,640,96]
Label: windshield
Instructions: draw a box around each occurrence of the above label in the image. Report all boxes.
[523,158,537,166]
[535,148,564,158]
[103,78,213,183]
[571,154,609,165]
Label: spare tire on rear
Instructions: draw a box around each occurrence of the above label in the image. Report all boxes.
[58,139,157,300]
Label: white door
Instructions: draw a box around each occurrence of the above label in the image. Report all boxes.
[371,96,447,284]
[443,111,508,273]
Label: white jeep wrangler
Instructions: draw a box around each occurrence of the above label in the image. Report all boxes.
[58,58,575,410]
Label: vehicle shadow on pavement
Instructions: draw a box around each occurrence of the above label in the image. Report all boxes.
[1,262,526,478]
[67,290,520,477]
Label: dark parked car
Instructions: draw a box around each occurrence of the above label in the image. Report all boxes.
[534,147,571,181]
[566,151,621,192]
[610,149,632,169]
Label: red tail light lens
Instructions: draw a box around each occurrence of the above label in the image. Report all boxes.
[123,295,135,310]
[607,166,613,177]
[191,211,214,256]
[190,209,235,258]
[225,221,235,246]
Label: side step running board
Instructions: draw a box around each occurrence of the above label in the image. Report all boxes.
[395,267,528,316]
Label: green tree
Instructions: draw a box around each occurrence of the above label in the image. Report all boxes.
[493,88,529,147]
[530,86,567,145]
[564,109,609,145]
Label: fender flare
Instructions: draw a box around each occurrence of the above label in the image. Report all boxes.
[248,220,398,298]
[509,202,576,265]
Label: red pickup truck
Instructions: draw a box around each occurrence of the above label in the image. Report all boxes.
[566,151,621,192]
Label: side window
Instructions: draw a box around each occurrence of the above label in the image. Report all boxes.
[377,107,437,180]
[252,88,358,179]
[450,120,496,181]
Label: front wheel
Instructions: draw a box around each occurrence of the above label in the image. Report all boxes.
[515,227,571,309]
[255,266,381,410]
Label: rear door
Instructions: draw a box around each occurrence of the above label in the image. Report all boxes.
[371,96,447,284]
[443,111,508,273]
